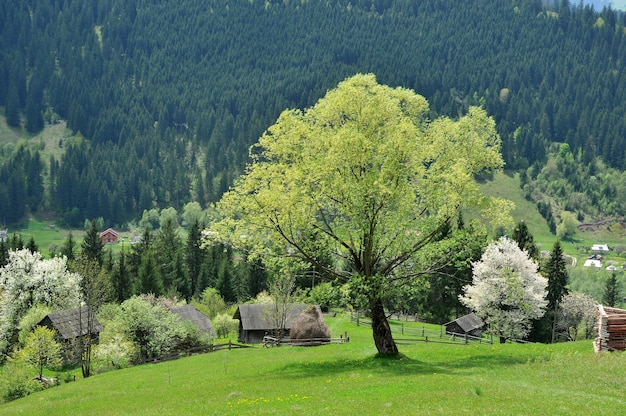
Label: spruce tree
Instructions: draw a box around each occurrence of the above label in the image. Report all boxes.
[183,219,203,302]
[603,272,621,307]
[81,220,104,265]
[61,231,76,261]
[512,221,539,262]
[545,240,569,310]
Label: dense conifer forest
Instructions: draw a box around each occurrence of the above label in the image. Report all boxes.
[2,0,626,227]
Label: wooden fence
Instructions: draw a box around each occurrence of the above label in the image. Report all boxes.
[262,334,350,347]
[350,313,493,345]
[145,341,253,364]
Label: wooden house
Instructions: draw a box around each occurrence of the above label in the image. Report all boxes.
[444,313,484,338]
[100,228,119,244]
[37,306,103,363]
[233,304,309,344]
[170,304,217,338]
[594,305,626,352]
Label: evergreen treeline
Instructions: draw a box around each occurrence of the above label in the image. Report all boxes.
[2,0,626,225]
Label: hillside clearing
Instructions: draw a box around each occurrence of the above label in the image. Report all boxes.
[1,313,624,415]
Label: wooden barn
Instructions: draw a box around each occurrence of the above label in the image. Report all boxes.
[233,304,309,344]
[170,304,217,338]
[594,305,626,352]
[37,306,103,363]
[444,313,484,338]
[100,228,119,244]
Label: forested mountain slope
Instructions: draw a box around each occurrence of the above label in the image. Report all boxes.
[2,0,626,227]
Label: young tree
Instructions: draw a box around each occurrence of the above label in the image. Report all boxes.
[72,258,109,378]
[19,326,61,380]
[460,237,548,343]
[210,74,512,355]
[555,292,597,341]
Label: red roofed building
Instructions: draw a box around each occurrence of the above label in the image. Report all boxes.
[100,228,119,244]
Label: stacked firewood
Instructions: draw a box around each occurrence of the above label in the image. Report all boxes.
[594,305,626,352]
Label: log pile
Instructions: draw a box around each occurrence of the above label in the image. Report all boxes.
[594,305,626,352]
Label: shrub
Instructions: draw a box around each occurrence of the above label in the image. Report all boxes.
[0,361,44,403]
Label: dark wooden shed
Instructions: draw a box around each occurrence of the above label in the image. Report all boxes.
[37,306,102,363]
[444,313,484,338]
[233,304,309,344]
[170,304,217,338]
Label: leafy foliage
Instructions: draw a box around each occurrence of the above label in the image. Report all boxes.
[212,74,511,353]
[18,326,61,379]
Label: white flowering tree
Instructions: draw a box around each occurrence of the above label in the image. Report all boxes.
[459,237,548,343]
[0,249,82,356]
[555,292,597,341]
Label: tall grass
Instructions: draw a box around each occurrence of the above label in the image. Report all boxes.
[2,313,625,415]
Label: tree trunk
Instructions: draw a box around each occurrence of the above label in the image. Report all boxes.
[370,296,399,355]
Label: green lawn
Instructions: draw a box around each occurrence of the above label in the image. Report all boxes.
[1,313,625,415]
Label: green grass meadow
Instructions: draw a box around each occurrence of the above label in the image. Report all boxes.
[2,313,625,415]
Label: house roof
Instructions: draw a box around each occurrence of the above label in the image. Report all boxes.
[100,228,119,237]
[584,259,602,268]
[38,306,102,340]
[170,304,217,337]
[592,244,610,252]
[444,313,484,333]
[233,304,309,331]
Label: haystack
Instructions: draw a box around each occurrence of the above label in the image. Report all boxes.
[289,305,330,346]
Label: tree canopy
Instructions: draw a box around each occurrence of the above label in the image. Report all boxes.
[211,74,512,354]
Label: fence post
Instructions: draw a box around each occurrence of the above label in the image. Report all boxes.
[402,322,404,335]
[228,340,232,350]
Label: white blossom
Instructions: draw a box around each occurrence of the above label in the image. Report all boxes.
[459,236,548,341]
[0,249,81,354]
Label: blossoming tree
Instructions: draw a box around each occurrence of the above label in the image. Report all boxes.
[460,237,548,343]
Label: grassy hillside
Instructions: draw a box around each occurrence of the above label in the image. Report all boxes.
[1,313,624,415]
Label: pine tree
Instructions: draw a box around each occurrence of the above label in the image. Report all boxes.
[183,219,203,302]
[603,272,621,307]
[111,246,132,303]
[545,240,569,310]
[61,231,76,261]
[81,220,104,265]
[512,221,539,262]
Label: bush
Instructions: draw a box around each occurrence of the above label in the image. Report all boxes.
[0,361,44,403]
[213,313,238,339]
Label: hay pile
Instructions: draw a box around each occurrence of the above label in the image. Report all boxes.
[289,305,330,346]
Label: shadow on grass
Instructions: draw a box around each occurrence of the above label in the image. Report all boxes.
[277,350,529,379]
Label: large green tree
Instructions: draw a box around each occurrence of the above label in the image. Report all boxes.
[211,74,512,354]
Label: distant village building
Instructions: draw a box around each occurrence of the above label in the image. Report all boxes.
[37,306,102,364]
[100,228,119,244]
[0,229,7,242]
[233,304,310,344]
[444,313,484,338]
[591,244,610,253]
[584,254,603,270]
